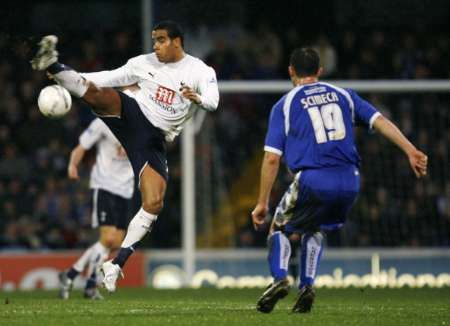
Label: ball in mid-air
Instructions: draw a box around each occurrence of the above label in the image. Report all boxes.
[38,85,72,118]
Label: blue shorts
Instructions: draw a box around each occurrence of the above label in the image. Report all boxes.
[274,166,360,233]
[99,91,168,181]
[91,189,131,230]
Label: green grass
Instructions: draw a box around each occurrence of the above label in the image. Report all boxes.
[0,288,449,326]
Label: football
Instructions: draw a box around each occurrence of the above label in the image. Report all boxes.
[37,85,72,118]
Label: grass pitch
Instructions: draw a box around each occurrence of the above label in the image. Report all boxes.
[0,288,449,326]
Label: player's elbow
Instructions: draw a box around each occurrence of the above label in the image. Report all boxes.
[203,97,219,111]
[264,152,281,166]
[372,114,387,131]
[72,145,85,157]
[211,96,219,111]
[209,104,219,112]
[266,158,280,166]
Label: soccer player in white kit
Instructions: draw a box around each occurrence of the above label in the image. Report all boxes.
[59,118,134,299]
[31,21,219,292]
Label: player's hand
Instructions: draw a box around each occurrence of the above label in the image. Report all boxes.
[68,164,79,180]
[180,83,201,104]
[408,149,428,178]
[252,203,268,230]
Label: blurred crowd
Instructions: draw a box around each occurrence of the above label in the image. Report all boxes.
[192,26,450,80]
[0,23,449,250]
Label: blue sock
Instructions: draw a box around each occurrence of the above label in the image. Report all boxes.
[66,267,79,280]
[267,231,291,282]
[85,252,102,289]
[47,62,71,74]
[300,232,324,288]
[85,271,97,290]
[112,246,135,268]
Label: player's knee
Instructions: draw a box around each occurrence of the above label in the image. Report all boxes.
[302,231,324,245]
[100,237,115,249]
[84,84,120,116]
[83,84,101,103]
[142,196,164,214]
[100,230,117,249]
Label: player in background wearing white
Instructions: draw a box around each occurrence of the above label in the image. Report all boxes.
[59,118,134,300]
[31,21,219,292]
[252,48,427,313]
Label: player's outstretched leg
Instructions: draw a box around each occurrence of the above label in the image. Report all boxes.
[292,231,323,313]
[31,35,88,97]
[256,231,291,313]
[30,35,59,70]
[31,35,121,116]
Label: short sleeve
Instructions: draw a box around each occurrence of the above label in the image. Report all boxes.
[264,99,286,156]
[79,118,105,150]
[347,88,381,130]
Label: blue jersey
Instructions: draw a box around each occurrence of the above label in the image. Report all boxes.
[264,82,380,172]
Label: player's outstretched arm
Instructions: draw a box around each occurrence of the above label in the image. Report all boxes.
[252,152,281,229]
[373,115,428,178]
[67,145,86,180]
[81,64,138,89]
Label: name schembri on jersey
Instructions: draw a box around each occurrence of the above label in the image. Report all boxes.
[300,91,339,109]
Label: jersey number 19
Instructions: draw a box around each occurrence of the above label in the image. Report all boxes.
[307,103,346,144]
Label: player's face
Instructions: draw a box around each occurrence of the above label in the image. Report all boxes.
[152,29,178,63]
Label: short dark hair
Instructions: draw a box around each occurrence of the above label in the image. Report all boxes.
[153,20,184,47]
[289,48,320,77]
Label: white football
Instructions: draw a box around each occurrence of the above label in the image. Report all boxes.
[38,85,72,118]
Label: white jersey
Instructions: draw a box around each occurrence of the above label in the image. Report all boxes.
[81,53,219,141]
[79,118,134,199]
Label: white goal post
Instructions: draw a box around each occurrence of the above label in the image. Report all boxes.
[219,80,450,93]
[181,79,450,284]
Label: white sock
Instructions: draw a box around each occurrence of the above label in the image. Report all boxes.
[86,242,110,279]
[121,208,157,248]
[49,63,89,97]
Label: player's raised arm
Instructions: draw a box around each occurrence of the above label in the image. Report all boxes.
[372,115,428,178]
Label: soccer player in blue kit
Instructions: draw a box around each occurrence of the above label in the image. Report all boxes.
[252,48,428,313]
